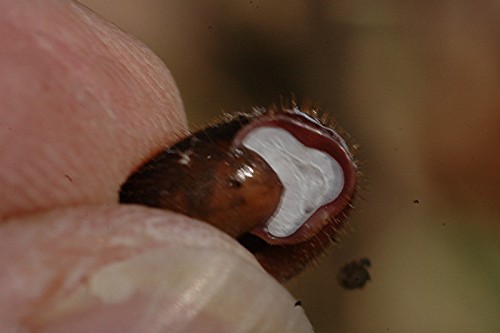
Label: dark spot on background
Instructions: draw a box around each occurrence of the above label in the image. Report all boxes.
[413,199,419,204]
[294,300,302,307]
[337,258,371,290]
[64,174,73,183]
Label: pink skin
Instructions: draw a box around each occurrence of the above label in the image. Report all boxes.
[0,1,312,332]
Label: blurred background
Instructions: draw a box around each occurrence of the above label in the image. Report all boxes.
[78,1,500,331]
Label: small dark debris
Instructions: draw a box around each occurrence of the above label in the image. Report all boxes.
[294,300,302,307]
[303,207,313,214]
[64,174,73,182]
[337,258,371,290]
[442,222,446,226]
[413,199,419,204]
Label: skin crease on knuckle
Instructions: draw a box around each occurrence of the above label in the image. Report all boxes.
[121,102,359,283]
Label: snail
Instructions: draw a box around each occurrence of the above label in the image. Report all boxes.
[120,103,359,282]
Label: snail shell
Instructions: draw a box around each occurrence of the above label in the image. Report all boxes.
[120,105,358,282]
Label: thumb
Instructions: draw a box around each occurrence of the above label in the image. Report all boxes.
[0,205,312,333]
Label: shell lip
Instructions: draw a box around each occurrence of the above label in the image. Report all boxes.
[232,109,357,245]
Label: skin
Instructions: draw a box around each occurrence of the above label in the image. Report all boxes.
[0,1,312,332]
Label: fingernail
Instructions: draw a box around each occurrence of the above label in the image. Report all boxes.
[36,246,313,333]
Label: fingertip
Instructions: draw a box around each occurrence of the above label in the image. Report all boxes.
[38,248,313,333]
[0,0,186,217]
[1,205,312,333]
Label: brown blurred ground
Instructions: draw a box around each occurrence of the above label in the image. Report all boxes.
[79,1,500,331]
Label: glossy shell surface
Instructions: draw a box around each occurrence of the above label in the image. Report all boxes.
[120,105,358,281]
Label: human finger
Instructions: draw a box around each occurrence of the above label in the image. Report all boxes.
[0,205,312,332]
[0,0,185,218]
